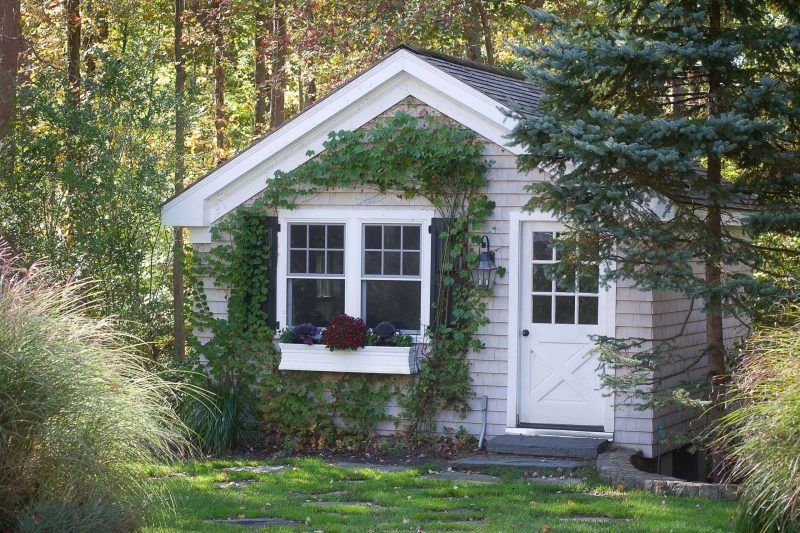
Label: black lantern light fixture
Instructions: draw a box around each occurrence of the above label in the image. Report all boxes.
[471,235,497,290]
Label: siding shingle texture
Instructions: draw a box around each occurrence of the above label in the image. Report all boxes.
[192,97,745,458]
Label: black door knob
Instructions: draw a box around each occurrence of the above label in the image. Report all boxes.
[522,329,529,337]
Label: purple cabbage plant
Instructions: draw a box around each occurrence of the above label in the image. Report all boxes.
[291,323,318,345]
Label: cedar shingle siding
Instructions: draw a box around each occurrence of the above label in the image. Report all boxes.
[190,86,745,456]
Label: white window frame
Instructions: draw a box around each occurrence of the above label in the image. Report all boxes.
[276,208,434,338]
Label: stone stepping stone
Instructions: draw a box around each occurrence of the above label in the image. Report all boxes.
[423,471,499,483]
[559,515,630,523]
[330,461,409,472]
[305,501,383,509]
[429,510,486,522]
[204,517,297,528]
[527,477,585,485]
[290,490,348,497]
[221,465,289,474]
[215,480,261,488]
[450,454,587,470]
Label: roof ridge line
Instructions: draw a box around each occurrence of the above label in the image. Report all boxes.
[393,44,526,81]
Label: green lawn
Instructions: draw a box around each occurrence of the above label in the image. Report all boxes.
[143,458,736,532]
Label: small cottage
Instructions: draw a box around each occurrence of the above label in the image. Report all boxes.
[161,45,746,464]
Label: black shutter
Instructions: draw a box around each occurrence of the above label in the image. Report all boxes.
[429,217,448,329]
[264,216,279,329]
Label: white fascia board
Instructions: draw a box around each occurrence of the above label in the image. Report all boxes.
[161,49,524,227]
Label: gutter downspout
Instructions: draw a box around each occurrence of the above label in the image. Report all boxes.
[477,395,488,449]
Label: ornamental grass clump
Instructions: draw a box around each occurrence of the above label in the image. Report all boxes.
[0,244,190,531]
[715,306,800,532]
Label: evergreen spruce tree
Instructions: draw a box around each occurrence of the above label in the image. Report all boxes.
[511,1,800,449]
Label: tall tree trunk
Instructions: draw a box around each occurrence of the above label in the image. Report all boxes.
[464,1,483,62]
[211,0,226,160]
[66,0,81,107]
[82,0,108,82]
[706,0,726,481]
[0,0,21,144]
[297,66,303,110]
[473,0,494,65]
[305,76,316,106]
[173,0,186,361]
[254,2,269,136]
[706,0,725,388]
[269,0,286,129]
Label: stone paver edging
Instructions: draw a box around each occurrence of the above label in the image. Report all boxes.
[596,448,738,501]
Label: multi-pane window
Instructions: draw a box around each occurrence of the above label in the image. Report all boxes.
[531,231,599,325]
[362,225,421,331]
[287,223,345,326]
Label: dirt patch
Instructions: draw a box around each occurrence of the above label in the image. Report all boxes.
[153,471,193,479]
[207,432,477,467]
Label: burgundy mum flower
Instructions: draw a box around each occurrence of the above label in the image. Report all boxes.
[321,314,368,351]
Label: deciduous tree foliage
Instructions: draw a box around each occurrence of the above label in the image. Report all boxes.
[0,0,543,359]
[510,1,800,451]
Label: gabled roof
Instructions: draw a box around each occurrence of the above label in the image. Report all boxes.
[400,45,542,116]
[162,45,539,229]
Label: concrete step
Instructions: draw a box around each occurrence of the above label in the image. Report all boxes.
[487,435,608,459]
[449,454,588,470]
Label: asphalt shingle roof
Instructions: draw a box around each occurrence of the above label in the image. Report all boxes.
[399,45,541,116]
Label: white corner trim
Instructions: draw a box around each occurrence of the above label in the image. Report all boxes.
[506,211,522,430]
[187,227,212,244]
[161,49,525,228]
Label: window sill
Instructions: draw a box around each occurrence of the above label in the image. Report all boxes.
[277,343,417,374]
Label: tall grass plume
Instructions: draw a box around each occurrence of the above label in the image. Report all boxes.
[0,243,190,530]
[716,305,800,532]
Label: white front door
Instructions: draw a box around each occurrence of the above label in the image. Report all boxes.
[518,222,610,430]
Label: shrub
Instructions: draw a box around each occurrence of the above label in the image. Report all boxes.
[716,306,800,532]
[320,314,368,351]
[0,245,190,531]
[180,381,258,454]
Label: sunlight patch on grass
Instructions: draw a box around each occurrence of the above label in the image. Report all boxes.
[143,458,736,532]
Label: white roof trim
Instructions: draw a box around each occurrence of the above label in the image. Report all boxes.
[162,49,524,227]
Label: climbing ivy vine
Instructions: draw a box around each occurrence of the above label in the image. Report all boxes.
[189,110,494,448]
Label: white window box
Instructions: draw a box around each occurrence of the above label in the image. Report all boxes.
[278,343,417,374]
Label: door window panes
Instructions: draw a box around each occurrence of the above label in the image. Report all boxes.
[530,231,600,325]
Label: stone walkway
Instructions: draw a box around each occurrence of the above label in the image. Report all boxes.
[221,465,289,474]
[330,461,500,483]
[423,471,499,483]
[450,454,588,470]
[215,479,262,488]
[204,517,297,528]
[527,476,585,485]
[329,461,409,472]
